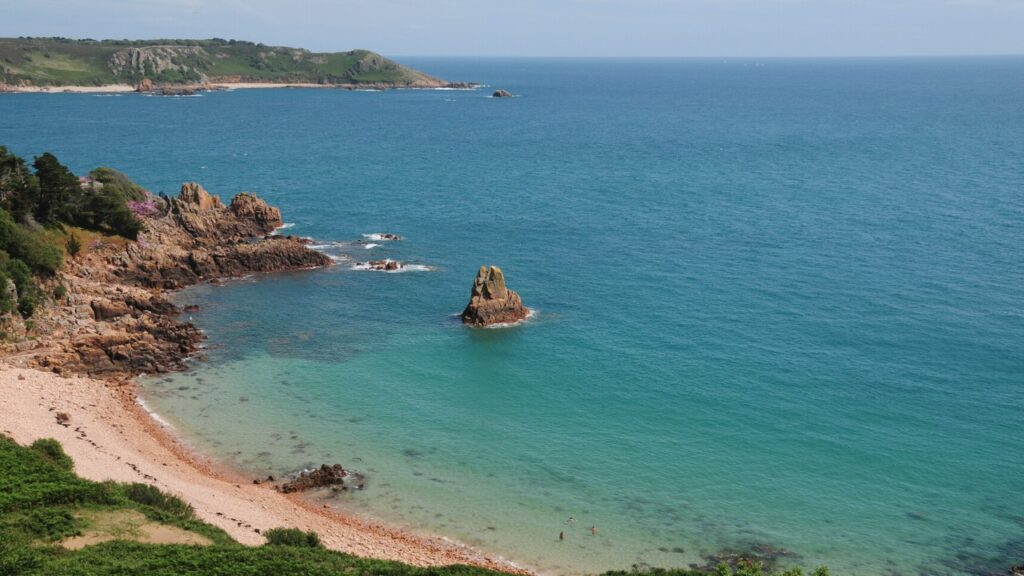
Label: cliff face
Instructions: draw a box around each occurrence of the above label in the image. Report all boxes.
[115,183,328,290]
[461,266,529,327]
[7,183,331,378]
[108,46,210,85]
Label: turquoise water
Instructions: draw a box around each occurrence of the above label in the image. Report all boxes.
[2,57,1023,575]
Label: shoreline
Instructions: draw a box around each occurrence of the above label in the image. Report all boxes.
[0,81,480,94]
[0,185,528,573]
[0,363,527,573]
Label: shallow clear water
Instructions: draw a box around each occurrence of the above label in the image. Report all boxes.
[2,57,1023,575]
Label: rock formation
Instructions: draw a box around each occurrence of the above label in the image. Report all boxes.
[492,89,514,98]
[5,181,332,378]
[359,260,403,272]
[461,266,529,327]
[279,464,351,493]
[114,183,330,289]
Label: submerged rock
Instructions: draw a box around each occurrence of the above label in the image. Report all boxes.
[358,260,403,271]
[461,265,528,327]
[279,464,348,493]
[492,89,513,98]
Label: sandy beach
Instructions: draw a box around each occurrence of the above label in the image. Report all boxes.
[0,363,526,573]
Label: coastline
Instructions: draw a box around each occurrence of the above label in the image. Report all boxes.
[0,81,479,94]
[0,184,528,574]
[0,364,525,572]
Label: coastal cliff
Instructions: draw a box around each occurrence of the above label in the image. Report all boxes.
[3,182,330,378]
[0,38,461,91]
[461,266,529,327]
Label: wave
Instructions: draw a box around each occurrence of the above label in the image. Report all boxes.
[484,308,537,329]
[270,223,296,235]
[364,243,380,249]
[307,242,345,250]
[351,261,432,273]
[136,397,175,429]
[361,233,401,241]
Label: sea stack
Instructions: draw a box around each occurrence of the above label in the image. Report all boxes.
[461,266,529,326]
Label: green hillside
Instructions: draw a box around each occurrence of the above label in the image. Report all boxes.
[0,37,446,87]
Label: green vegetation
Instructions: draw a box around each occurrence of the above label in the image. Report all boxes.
[0,435,830,575]
[264,527,323,548]
[0,146,146,322]
[0,37,444,87]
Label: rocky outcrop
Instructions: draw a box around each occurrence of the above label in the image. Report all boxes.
[111,183,330,289]
[178,182,223,211]
[358,260,403,272]
[492,89,513,98]
[90,299,130,321]
[279,464,351,493]
[230,193,283,232]
[108,46,210,85]
[461,266,529,327]
[7,181,332,378]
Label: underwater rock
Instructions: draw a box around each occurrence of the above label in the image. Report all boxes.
[279,464,349,493]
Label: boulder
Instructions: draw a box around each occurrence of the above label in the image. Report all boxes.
[91,299,131,321]
[360,260,403,271]
[279,464,348,493]
[230,193,283,234]
[492,89,513,98]
[178,182,223,211]
[461,265,529,326]
[136,78,154,92]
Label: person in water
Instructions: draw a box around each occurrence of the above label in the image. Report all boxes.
[591,525,598,535]
[559,531,564,541]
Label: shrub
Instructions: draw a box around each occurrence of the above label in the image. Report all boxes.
[264,527,322,548]
[28,439,73,472]
[65,233,80,257]
[0,208,63,275]
[122,483,195,519]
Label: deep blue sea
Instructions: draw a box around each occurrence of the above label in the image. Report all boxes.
[2,57,1023,575]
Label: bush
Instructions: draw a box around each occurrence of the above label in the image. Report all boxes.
[28,439,73,472]
[122,483,195,519]
[264,527,322,548]
[0,208,62,275]
[3,258,40,318]
[65,233,80,257]
[87,167,147,202]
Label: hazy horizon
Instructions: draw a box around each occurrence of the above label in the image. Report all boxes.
[3,0,1024,58]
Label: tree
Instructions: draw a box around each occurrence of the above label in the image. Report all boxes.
[0,146,40,222]
[32,152,80,224]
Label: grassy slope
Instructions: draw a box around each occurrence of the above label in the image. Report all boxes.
[0,38,442,87]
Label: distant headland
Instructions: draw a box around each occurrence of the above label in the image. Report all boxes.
[0,37,475,93]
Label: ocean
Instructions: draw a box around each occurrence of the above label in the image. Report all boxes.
[2,57,1022,575]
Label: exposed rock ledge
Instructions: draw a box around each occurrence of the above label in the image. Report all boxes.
[461,266,529,327]
[3,183,331,378]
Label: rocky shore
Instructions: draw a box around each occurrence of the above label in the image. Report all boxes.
[0,182,527,572]
[1,182,330,378]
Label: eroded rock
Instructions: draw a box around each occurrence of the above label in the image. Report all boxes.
[279,464,348,493]
[461,265,528,327]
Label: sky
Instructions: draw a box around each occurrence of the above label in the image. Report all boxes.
[2,0,1023,57]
